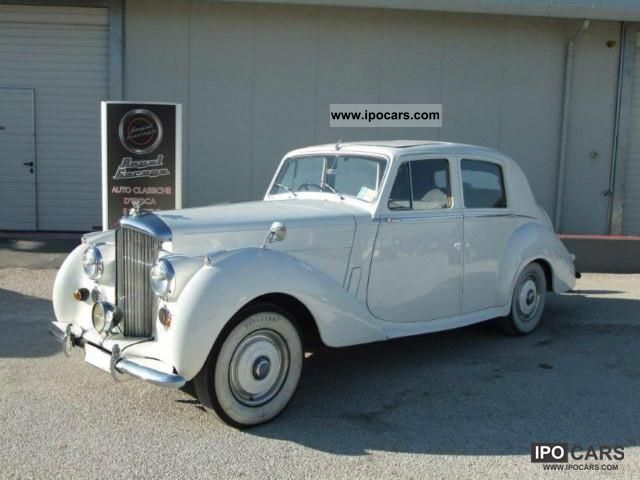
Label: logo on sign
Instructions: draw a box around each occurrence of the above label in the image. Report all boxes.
[118,109,163,155]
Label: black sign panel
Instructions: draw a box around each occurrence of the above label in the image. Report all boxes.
[101,102,182,230]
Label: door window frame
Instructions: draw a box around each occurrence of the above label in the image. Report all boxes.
[456,155,511,213]
[381,154,460,217]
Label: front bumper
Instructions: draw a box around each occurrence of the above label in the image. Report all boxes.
[49,321,186,389]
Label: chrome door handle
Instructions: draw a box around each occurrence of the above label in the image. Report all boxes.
[23,162,34,167]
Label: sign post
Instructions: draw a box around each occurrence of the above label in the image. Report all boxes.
[101,102,182,230]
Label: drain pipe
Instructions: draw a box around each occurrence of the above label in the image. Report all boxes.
[554,19,590,231]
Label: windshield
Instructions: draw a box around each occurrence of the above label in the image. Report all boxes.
[270,155,387,202]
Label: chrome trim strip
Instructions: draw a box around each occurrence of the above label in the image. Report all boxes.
[464,213,514,218]
[119,213,172,241]
[383,214,462,222]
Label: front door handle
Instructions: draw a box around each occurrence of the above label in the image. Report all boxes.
[23,162,34,167]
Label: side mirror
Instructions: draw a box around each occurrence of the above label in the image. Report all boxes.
[262,221,287,248]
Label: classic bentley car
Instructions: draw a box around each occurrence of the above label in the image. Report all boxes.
[51,140,576,427]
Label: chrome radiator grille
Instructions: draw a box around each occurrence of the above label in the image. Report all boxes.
[116,226,162,337]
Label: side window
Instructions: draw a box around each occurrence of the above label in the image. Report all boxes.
[461,159,507,208]
[410,159,451,210]
[388,163,411,209]
[388,159,451,210]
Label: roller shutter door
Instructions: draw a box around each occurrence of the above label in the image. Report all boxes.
[0,5,109,231]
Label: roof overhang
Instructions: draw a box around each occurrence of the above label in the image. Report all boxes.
[220,0,640,22]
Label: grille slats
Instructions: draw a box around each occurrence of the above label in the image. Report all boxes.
[116,226,162,337]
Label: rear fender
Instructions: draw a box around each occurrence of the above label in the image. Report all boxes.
[497,222,576,307]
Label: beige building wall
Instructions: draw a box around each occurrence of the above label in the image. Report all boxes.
[124,0,621,234]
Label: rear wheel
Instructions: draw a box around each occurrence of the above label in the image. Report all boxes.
[194,303,303,428]
[500,262,547,335]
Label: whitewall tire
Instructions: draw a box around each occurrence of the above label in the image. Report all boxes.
[194,303,303,428]
[500,262,547,335]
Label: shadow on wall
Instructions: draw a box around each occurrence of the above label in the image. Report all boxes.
[234,292,640,456]
[0,288,59,358]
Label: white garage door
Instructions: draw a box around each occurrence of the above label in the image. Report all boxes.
[0,5,109,231]
[623,33,640,235]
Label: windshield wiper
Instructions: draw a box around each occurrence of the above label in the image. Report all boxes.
[319,182,338,194]
[274,183,297,197]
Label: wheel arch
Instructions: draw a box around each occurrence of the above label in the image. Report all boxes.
[243,292,324,350]
[531,257,553,292]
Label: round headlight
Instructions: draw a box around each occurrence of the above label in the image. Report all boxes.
[82,246,103,281]
[92,302,122,333]
[150,258,175,298]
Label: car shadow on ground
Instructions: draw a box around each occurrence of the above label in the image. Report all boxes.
[0,288,59,358]
[239,292,640,456]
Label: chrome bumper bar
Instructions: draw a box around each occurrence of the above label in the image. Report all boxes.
[49,321,186,389]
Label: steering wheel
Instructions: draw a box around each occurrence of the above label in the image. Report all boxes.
[297,182,325,192]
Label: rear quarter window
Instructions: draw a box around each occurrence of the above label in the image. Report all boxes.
[461,159,507,208]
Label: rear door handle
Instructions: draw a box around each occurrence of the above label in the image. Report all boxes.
[23,162,34,167]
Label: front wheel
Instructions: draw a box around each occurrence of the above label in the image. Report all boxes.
[193,303,303,428]
[500,262,547,335]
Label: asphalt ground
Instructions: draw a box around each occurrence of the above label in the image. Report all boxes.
[0,243,638,479]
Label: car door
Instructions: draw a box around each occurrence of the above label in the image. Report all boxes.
[367,156,463,323]
[459,156,514,313]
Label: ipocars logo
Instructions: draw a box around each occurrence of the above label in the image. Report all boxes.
[531,443,624,465]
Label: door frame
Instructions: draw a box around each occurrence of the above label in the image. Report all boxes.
[367,153,464,323]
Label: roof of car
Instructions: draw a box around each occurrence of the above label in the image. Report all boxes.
[286,140,510,161]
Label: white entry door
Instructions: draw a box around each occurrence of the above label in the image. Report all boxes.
[0,88,36,230]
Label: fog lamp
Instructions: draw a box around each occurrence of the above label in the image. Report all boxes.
[92,302,122,333]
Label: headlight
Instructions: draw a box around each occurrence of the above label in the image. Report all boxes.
[91,302,122,333]
[82,246,103,281]
[150,258,175,298]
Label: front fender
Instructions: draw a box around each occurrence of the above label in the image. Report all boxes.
[52,232,116,330]
[169,248,386,380]
[497,222,576,306]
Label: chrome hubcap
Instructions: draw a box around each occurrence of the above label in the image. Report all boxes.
[252,356,271,380]
[229,329,289,407]
[517,277,539,320]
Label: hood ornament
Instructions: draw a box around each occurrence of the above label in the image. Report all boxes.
[129,199,145,217]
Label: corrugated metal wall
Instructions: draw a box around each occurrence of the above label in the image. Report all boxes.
[124,1,620,234]
[0,5,109,231]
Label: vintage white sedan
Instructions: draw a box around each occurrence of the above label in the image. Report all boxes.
[51,140,576,427]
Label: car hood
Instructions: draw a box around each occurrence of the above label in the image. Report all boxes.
[136,199,366,263]
[155,199,360,238]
